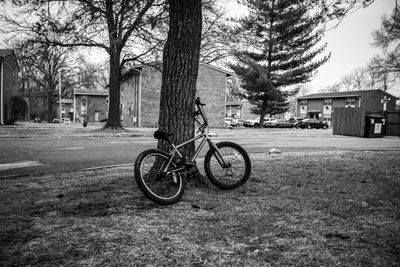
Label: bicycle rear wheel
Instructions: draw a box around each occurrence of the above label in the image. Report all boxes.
[134,149,184,205]
[204,141,251,189]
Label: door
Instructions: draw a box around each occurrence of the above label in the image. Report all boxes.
[94,111,100,122]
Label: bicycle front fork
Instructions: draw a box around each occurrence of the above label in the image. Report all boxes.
[208,140,230,168]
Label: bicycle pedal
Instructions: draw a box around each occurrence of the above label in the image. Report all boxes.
[184,160,195,167]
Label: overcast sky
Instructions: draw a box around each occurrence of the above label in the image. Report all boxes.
[222,0,398,97]
[308,0,397,96]
[2,1,398,97]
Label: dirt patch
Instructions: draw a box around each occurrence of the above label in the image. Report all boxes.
[0,122,152,138]
[0,151,399,266]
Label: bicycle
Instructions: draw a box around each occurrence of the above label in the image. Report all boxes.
[134,97,252,205]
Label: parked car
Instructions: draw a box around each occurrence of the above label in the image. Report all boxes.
[298,118,328,129]
[263,118,278,128]
[275,119,289,128]
[51,118,61,123]
[225,118,244,127]
[287,118,303,128]
[63,118,71,124]
[244,118,261,127]
[233,119,244,127]
[224,118,232,127]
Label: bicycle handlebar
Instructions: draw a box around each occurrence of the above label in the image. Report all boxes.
[194,97,208,132]
[195,97,205,107]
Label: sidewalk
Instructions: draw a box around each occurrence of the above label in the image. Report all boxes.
[0,121,342,139]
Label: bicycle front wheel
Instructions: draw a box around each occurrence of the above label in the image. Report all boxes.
[134,149,184,205]
[204,141,251,189]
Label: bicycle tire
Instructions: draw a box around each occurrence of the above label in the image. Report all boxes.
[134,149,184,205]
[204,141,251,189]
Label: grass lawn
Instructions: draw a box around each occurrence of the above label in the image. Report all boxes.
[0,150,399,266]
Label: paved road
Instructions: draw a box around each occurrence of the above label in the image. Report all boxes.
[1,128,399,178]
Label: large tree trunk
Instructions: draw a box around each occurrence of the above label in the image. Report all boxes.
[47,98,55,123]
[104,50,122,129]
[158,0,202,158]
[259,94,269,128]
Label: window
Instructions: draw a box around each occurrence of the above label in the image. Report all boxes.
[81,101,87,115]
[300,100,307,112]
[323,114,332,121]
[345,97,356,108]
[236,106,241,118]
[94,112,100,122]
[324,98,332,106]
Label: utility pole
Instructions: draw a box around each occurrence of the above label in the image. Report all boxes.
[59,69,62,120]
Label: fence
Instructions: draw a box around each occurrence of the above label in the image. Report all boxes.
[332,107,365,137]
[333,108,400,137]
[386,111,400,137]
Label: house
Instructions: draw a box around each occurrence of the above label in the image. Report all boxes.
[0,49,19,124]
[55,98,74,121]
[120,62,232,128]
[297,90,398,126]
[226,100,257,120]
[74,88,108,123]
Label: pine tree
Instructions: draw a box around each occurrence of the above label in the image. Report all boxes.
[249,89,294,117]
[231,0,330,126]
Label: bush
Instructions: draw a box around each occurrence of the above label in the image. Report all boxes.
[9,95,28,124]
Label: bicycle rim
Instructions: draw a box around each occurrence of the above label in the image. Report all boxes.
[205,142,251,189]
[136,150,183,204]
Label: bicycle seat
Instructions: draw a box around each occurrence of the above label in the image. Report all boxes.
[153,130,174,140]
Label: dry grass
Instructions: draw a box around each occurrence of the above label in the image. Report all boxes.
[0,122,149,138]
[0,151,399,266]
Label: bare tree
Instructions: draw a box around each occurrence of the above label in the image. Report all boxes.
[1,0,165,129]
[12,40,78,122]
[319,82,342,93]
[367,2,400,91]
[75,57,109,90]
[226,76,245,102]
[200,1,232,65]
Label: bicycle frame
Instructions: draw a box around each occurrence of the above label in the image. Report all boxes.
[161,100,228,174]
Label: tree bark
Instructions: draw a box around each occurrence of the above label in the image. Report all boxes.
[104,49,122,129]
[259,94,269,127]
[158,0,202,158]
[47,98,55,123]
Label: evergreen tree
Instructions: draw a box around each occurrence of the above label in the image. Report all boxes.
[231,0,330,126]
[249,89,296,117]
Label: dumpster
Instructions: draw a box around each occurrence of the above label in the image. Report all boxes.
[364,114,385,138]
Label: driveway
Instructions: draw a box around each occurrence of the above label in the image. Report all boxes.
[0,126,399,178]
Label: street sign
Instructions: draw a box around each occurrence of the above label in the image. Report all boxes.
[381,97,390,104]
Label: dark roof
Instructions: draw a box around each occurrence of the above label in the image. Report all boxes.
[0,49,14,58]
[74,88,108,96]
[0,49,18,68]
[297,90,398,100]
[199,62,233,76]
[56,99,74,104]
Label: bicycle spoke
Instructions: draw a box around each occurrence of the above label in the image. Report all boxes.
[204,142,251,189]
[135,149,184,205]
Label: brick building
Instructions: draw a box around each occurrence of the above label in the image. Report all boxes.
[55,99,74,121]
[0,49,19,124]
[225,100,257,120]
[297,90,398,126]
[74,88,108,123]
[120,63,232,127]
